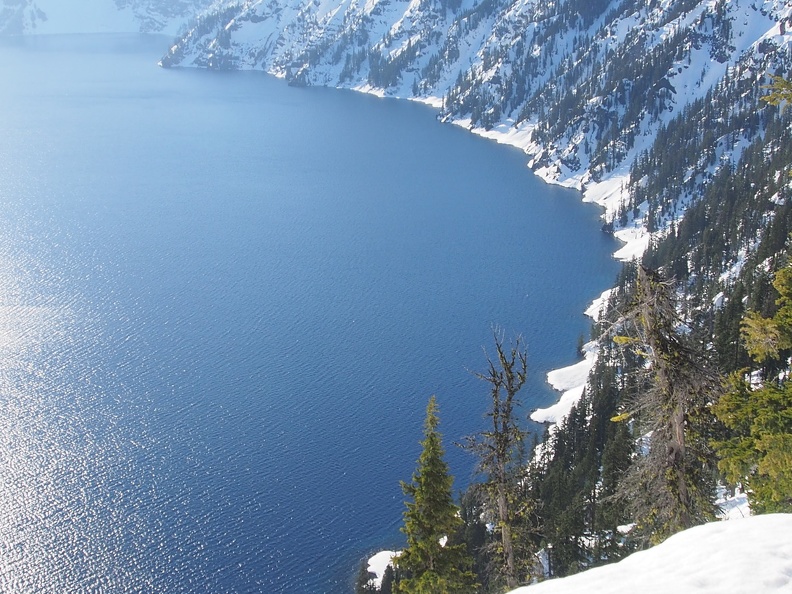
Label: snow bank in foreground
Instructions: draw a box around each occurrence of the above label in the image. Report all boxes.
[509,514,792,594]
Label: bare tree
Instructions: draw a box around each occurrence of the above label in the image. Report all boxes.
[463,331,537,590]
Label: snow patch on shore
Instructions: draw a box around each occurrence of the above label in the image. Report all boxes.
[463,123,647,429]
[531,342,597,425]
[367,550,399,589]
[466,120,651,263]
[530,286,613,426]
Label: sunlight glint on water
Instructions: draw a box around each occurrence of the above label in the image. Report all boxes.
[0,34,619,593]
[0,239,156,591]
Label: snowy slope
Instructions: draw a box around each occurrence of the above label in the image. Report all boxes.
[162,0,792,252]
[508,514,792,594]
[0,0,213,35]
[10,0,790,267]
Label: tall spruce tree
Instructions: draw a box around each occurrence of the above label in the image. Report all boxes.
[613,267,721,544]
[396,396,476,594]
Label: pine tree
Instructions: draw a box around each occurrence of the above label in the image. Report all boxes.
[356,560,377,594]
[761,75,792,110]
[457,485,492,591]
[740,310,788,364]
[381,565,395,594]
[396,396,476,594]
[714,263,792,512]
[613,267,721,544]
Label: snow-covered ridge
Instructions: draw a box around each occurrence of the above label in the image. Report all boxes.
[160,0,792,254]
[508,513,792,594]
[0,0,214,36]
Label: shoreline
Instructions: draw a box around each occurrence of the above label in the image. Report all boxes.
[348,84,645,428]
[455,118,640,427]
[342,84,645,428]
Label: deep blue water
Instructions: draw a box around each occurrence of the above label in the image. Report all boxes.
[0,34,618,593]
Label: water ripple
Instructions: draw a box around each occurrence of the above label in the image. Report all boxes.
[0,34,619,594]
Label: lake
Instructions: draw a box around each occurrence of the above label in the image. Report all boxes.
[0,34,618,593]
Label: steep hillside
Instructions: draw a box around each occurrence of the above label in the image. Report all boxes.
[161,0,792,257]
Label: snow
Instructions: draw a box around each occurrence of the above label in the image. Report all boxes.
[717,487,751,520]
[367,550,399,588]
[531,341,598,425]
[530,287,614,427]
[508,514,792,594]
[530,288,615,428]
[530,384,585,426]
[584,288,614,322]
[613,225,652,261]
[367,482,761,593]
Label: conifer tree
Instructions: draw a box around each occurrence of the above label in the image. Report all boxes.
[396,396,476,594]
[356,560,377,594]
[613,266,721,543]
[714,263,792,512]
[762,75,792,110]
[380,565,395,594]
